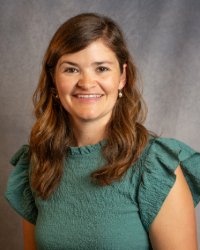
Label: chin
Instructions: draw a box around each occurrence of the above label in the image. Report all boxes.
[78,115,100,122]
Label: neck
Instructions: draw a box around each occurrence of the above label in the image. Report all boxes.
[70,119,108,147]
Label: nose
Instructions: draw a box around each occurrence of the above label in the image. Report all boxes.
[77,72,96,89]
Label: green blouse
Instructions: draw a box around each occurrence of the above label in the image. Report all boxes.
[4,136,200,250]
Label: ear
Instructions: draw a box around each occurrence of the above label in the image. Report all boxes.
[119,64,127,89]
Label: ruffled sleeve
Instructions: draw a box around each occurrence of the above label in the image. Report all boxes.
[138,137,200,232]
[4,145,38,225]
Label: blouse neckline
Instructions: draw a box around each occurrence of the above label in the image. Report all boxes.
[67,135,155,156]
[67,140,106,156]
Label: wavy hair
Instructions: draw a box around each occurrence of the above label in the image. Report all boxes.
[29,13,157,200]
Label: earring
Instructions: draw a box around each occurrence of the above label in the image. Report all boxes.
[118,89,123,98]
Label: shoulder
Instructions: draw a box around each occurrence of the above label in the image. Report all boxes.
[10,144,30,166]
[149,164,198,249]
[4,144,37,225]
[137,135,200,231]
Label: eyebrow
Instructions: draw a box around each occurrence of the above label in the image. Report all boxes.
[59,60,114,67]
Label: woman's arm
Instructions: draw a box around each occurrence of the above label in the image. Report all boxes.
[149,165,198,250]
[22,219,37,250]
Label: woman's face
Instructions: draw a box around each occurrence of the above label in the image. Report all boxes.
[54,39,126,127]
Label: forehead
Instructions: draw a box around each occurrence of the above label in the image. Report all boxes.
[58,40,118,65]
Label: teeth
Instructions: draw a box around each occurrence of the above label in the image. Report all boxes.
[77,94,102,98]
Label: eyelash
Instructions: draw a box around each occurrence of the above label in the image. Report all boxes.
[63,66,110,73]
[96,66,110,72]
[64,67,79,73]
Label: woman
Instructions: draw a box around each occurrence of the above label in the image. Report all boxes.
[4,13,200,249]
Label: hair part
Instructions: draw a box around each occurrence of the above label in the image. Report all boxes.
[29,13,157,200]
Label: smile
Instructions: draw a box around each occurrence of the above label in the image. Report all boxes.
[75,94,103,99]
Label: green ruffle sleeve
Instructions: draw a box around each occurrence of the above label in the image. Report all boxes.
[138,137,200,232]
[4,145,38,225]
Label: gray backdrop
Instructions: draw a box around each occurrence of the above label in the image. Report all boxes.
[1,0,200,249]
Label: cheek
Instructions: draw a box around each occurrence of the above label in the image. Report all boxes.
[102,75,121,93]
[57,85,70,96]
[56,77,74,96]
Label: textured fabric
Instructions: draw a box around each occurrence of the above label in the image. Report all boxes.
[138,137,200,231]
[5,145,38,224]
[4,135,200,250]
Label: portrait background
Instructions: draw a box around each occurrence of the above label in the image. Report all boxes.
[1,0,200,248]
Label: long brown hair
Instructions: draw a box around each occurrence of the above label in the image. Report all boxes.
[30,13,157,200]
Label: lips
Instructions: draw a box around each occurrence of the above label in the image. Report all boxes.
[73,94,104,99]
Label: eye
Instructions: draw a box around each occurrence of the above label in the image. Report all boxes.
[64,67,79,73]
[96,66,110,72]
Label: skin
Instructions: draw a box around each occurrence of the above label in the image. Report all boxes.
[54,39,126,146]
[22,219,37,250]
[22,40,198,249]
[149,166,198,249]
